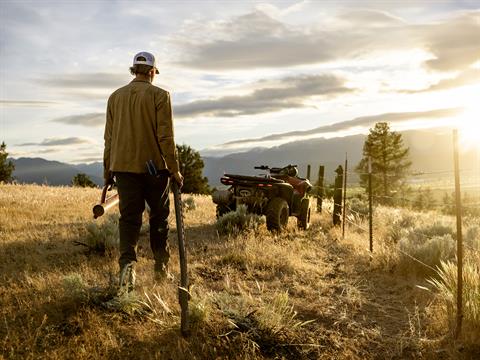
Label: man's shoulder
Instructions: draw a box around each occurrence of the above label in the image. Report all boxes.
[108,83,130,100]
[150,85,169,97]
[148,85,170,106]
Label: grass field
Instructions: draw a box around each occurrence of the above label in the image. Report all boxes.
[0,184,479,359]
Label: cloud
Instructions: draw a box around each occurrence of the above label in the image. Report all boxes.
[175,10,480,73]
[338,9,405,27]
[36,73,127,90]
[175,11,340,70]
[47,74,353,121]
[222,107,462,146]
[175,74,354,118]
[17,137,93,147]
[37,148,62,154]
[9,148,64,158]
[52,113,105,127]
[421,11,480,72]
[399,68,480,93]
[0,100,59,107]
[72,157,103,163]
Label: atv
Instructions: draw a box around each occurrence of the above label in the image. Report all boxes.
[212,164,312,232]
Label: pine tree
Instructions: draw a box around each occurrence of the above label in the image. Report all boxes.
[413,188,436,211]
[72,173,96,188]
[356,122,411,204]
[442,192,455,215]
[0,142,15,183]
[176,144,210,194]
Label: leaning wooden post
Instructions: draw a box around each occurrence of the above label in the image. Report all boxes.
[453,129,463,339]
[306,164,311,180]
[317,165,325,212]
[368,157,373,252]
[333,165,343,226]
[342,154,348,239]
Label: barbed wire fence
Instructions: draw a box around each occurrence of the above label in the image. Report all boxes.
[311,130,479,339]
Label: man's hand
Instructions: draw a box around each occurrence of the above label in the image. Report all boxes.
[172,171,184,188]
[104,171,115,187]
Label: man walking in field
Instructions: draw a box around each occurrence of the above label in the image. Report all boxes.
[103,51,183,291]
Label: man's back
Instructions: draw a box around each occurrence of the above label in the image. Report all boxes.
[104,79,179,177]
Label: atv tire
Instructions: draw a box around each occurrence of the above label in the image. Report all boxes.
[266,197,289,232]
[216,204,235,218]
[297,197,311,230]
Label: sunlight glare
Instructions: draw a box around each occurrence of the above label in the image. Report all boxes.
[455,87,480,150]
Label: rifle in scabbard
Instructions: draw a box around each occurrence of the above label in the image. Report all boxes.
[93,185,119,219]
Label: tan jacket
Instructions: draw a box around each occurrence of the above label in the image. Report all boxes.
[103,79,179,179]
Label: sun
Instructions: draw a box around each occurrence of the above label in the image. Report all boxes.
[454,88,480,150]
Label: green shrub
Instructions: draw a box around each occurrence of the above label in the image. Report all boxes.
[465,224,480,250]
[103,291,148,316]
[411,221,454,240]
[84,214,119,254]
[72,173,97,188]
[348,197,369,217]
[257,291,313,335]
[387,212,416,243]
[62,273,88,302]
[183,196,197,212]
[216,205,264,235]
[398,234,456,274]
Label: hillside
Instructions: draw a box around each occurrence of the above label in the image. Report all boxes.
[1,184,478,359]
[11,158,103,186]
[10,127,477,187]
[203,127,478,185]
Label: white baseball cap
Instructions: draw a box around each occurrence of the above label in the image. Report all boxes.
[133,51,159,74]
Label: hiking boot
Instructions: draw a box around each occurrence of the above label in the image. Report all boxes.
[154,262,173,282]
[119,262,136,293]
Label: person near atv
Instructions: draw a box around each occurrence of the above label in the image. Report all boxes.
[103,51,183,291]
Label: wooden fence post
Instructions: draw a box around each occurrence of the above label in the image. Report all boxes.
[453,129,463,338]
[368,157,373,252]
[317,165,324,212]
[306,164,311,180]
[333,165,343,226]
[342,154,348,239]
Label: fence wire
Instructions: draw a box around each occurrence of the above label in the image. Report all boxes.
[396,248,439,272]
[320,167,479,273]
[323,200,444,272]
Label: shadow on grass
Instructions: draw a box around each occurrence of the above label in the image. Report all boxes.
[0,221,114,282]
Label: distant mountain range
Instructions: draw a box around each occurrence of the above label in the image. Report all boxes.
[10,127,478,187]
[205,127,478,185]
[11,157,103,186]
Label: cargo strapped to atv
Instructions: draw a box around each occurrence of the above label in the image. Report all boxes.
[222,174,285,184]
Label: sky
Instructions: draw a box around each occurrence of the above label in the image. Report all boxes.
[1,0,479,163]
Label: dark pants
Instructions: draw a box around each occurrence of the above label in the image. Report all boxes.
[114,171,170,269]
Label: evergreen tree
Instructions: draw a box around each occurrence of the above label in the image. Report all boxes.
[176,144,210,194]
[442,192,455,215]
[356,122,411,204]
[72,173,96,188]
[0,142,15,183]
[413,188,436,211]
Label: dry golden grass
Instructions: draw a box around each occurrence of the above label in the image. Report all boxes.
[1,184,478,359]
